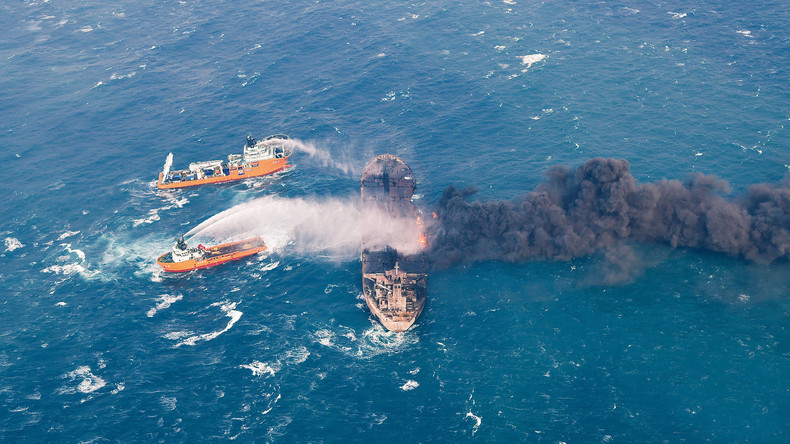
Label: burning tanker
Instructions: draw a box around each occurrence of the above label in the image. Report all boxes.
[361,155,427,332]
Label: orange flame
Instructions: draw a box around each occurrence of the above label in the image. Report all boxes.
[416,216,427,248]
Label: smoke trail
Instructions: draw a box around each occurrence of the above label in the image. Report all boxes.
[267,137,358,175]
[186,195,422,258]
[427,158,790,268]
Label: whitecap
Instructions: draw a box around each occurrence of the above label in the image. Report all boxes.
[109,72,136,81]
[259,260,279,272]
[465,411,482,435]
[668,12,687,19]
[147,294,183,317]
[42,263,89,276]
[78,26,93,32]
[314,329,335,348]
[314,322,418,358]
[401,380,419,391]
[172,301,242,347]
[283,346,310,365]
[736,29,753,38]
[132,209,161,227]
[57,230,80,240]
[43,242,97,278]
[161,396,177,411]
[64,244,86,261]
[4,237,23,252]
[132,190,189,227]
[241,346,309,377]
[241,360,279,377]
[519,53,546,70]
[59,366,106,394]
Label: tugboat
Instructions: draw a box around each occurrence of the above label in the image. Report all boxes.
[156,236,267,272]
[361,154,427,332]
[157,135,292,189]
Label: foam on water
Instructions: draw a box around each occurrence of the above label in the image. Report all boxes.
[3,0,790,440]
[241,361,278,377]
[170,301,242,347]
[59,366,106,395]
[400,380,419,391]
[97,233,169,282]
[465,411,482,435]
[4,237,23,252]
[41,244,98,279]
[57,230,80,240]
[314,322,419,359]
[240,346,310,377]
[519,53,547,70]
[132,190,189,227]
[146,294,183,317]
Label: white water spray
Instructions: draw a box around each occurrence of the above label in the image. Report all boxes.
[267,137,358,175]
[185,195,422,259]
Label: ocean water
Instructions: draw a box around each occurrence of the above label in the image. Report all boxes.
[1,0,789,441]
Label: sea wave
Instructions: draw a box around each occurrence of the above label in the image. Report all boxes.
[313,322,418,359]
[400,380,419,391]
[240,346,310,377]
[519,53,547,71]
[146,294,183,317]
[4,237,23,252]
[41,243,98,279]
[59,366,106,395]
[170,301,242,347]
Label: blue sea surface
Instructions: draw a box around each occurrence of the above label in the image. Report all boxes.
[1,0,789,441]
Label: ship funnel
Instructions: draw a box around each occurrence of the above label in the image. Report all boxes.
[161,153,174,183]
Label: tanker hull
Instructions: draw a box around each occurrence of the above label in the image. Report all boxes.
[361,154,427,332]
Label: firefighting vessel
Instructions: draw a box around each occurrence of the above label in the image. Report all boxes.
[361,154,427,332]
[156,236,267,272]
[157,135,292,189]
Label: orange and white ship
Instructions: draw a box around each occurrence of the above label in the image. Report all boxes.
[156,236,267,272]
[157,135,292,189]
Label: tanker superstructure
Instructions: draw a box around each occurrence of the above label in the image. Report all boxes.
[361,155,427,332]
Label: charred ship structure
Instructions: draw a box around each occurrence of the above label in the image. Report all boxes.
[361,155,427,332]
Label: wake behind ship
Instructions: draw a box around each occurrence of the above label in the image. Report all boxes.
[361,154,427,332]
[157,135,292,189]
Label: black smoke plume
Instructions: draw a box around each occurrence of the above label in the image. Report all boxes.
[426,158,790,268]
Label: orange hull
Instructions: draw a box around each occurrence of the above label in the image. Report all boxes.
[157,237,267,272]
[157,157,290,190]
